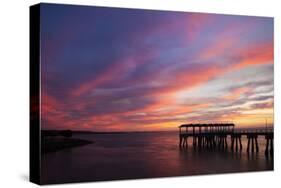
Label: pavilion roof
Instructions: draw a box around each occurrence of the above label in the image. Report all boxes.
[179,123,235,128]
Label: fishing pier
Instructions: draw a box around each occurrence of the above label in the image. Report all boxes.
[179,123,273,156]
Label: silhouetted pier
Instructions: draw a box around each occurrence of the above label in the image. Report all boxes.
[179,123,273,156]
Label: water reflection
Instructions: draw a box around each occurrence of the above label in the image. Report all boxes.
[41,132,273,184]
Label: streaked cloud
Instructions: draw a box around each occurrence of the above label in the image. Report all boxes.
[40,4,274,131]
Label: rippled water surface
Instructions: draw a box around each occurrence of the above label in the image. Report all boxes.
[41,132,273,184]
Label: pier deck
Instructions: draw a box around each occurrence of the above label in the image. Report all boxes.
[179,123,273,156]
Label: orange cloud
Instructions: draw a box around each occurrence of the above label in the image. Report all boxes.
[223,87,250,100]
[235,42,273,69]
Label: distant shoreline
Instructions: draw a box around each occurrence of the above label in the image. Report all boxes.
[41,130,173,154]
[73,130,178,134]
[41,127,273,135]
[41,130,178,135]
[42,137,93,154]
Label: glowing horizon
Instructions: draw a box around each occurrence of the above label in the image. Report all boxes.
[41,4,274,131]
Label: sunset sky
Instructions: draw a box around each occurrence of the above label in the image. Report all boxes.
[41,4,273,131]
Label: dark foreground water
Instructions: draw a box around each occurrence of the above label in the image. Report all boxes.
[41,131,273,184]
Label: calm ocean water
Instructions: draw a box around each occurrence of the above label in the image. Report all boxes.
[41,131,273,184]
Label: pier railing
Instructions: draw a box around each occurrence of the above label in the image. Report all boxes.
[234,128,273,135]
